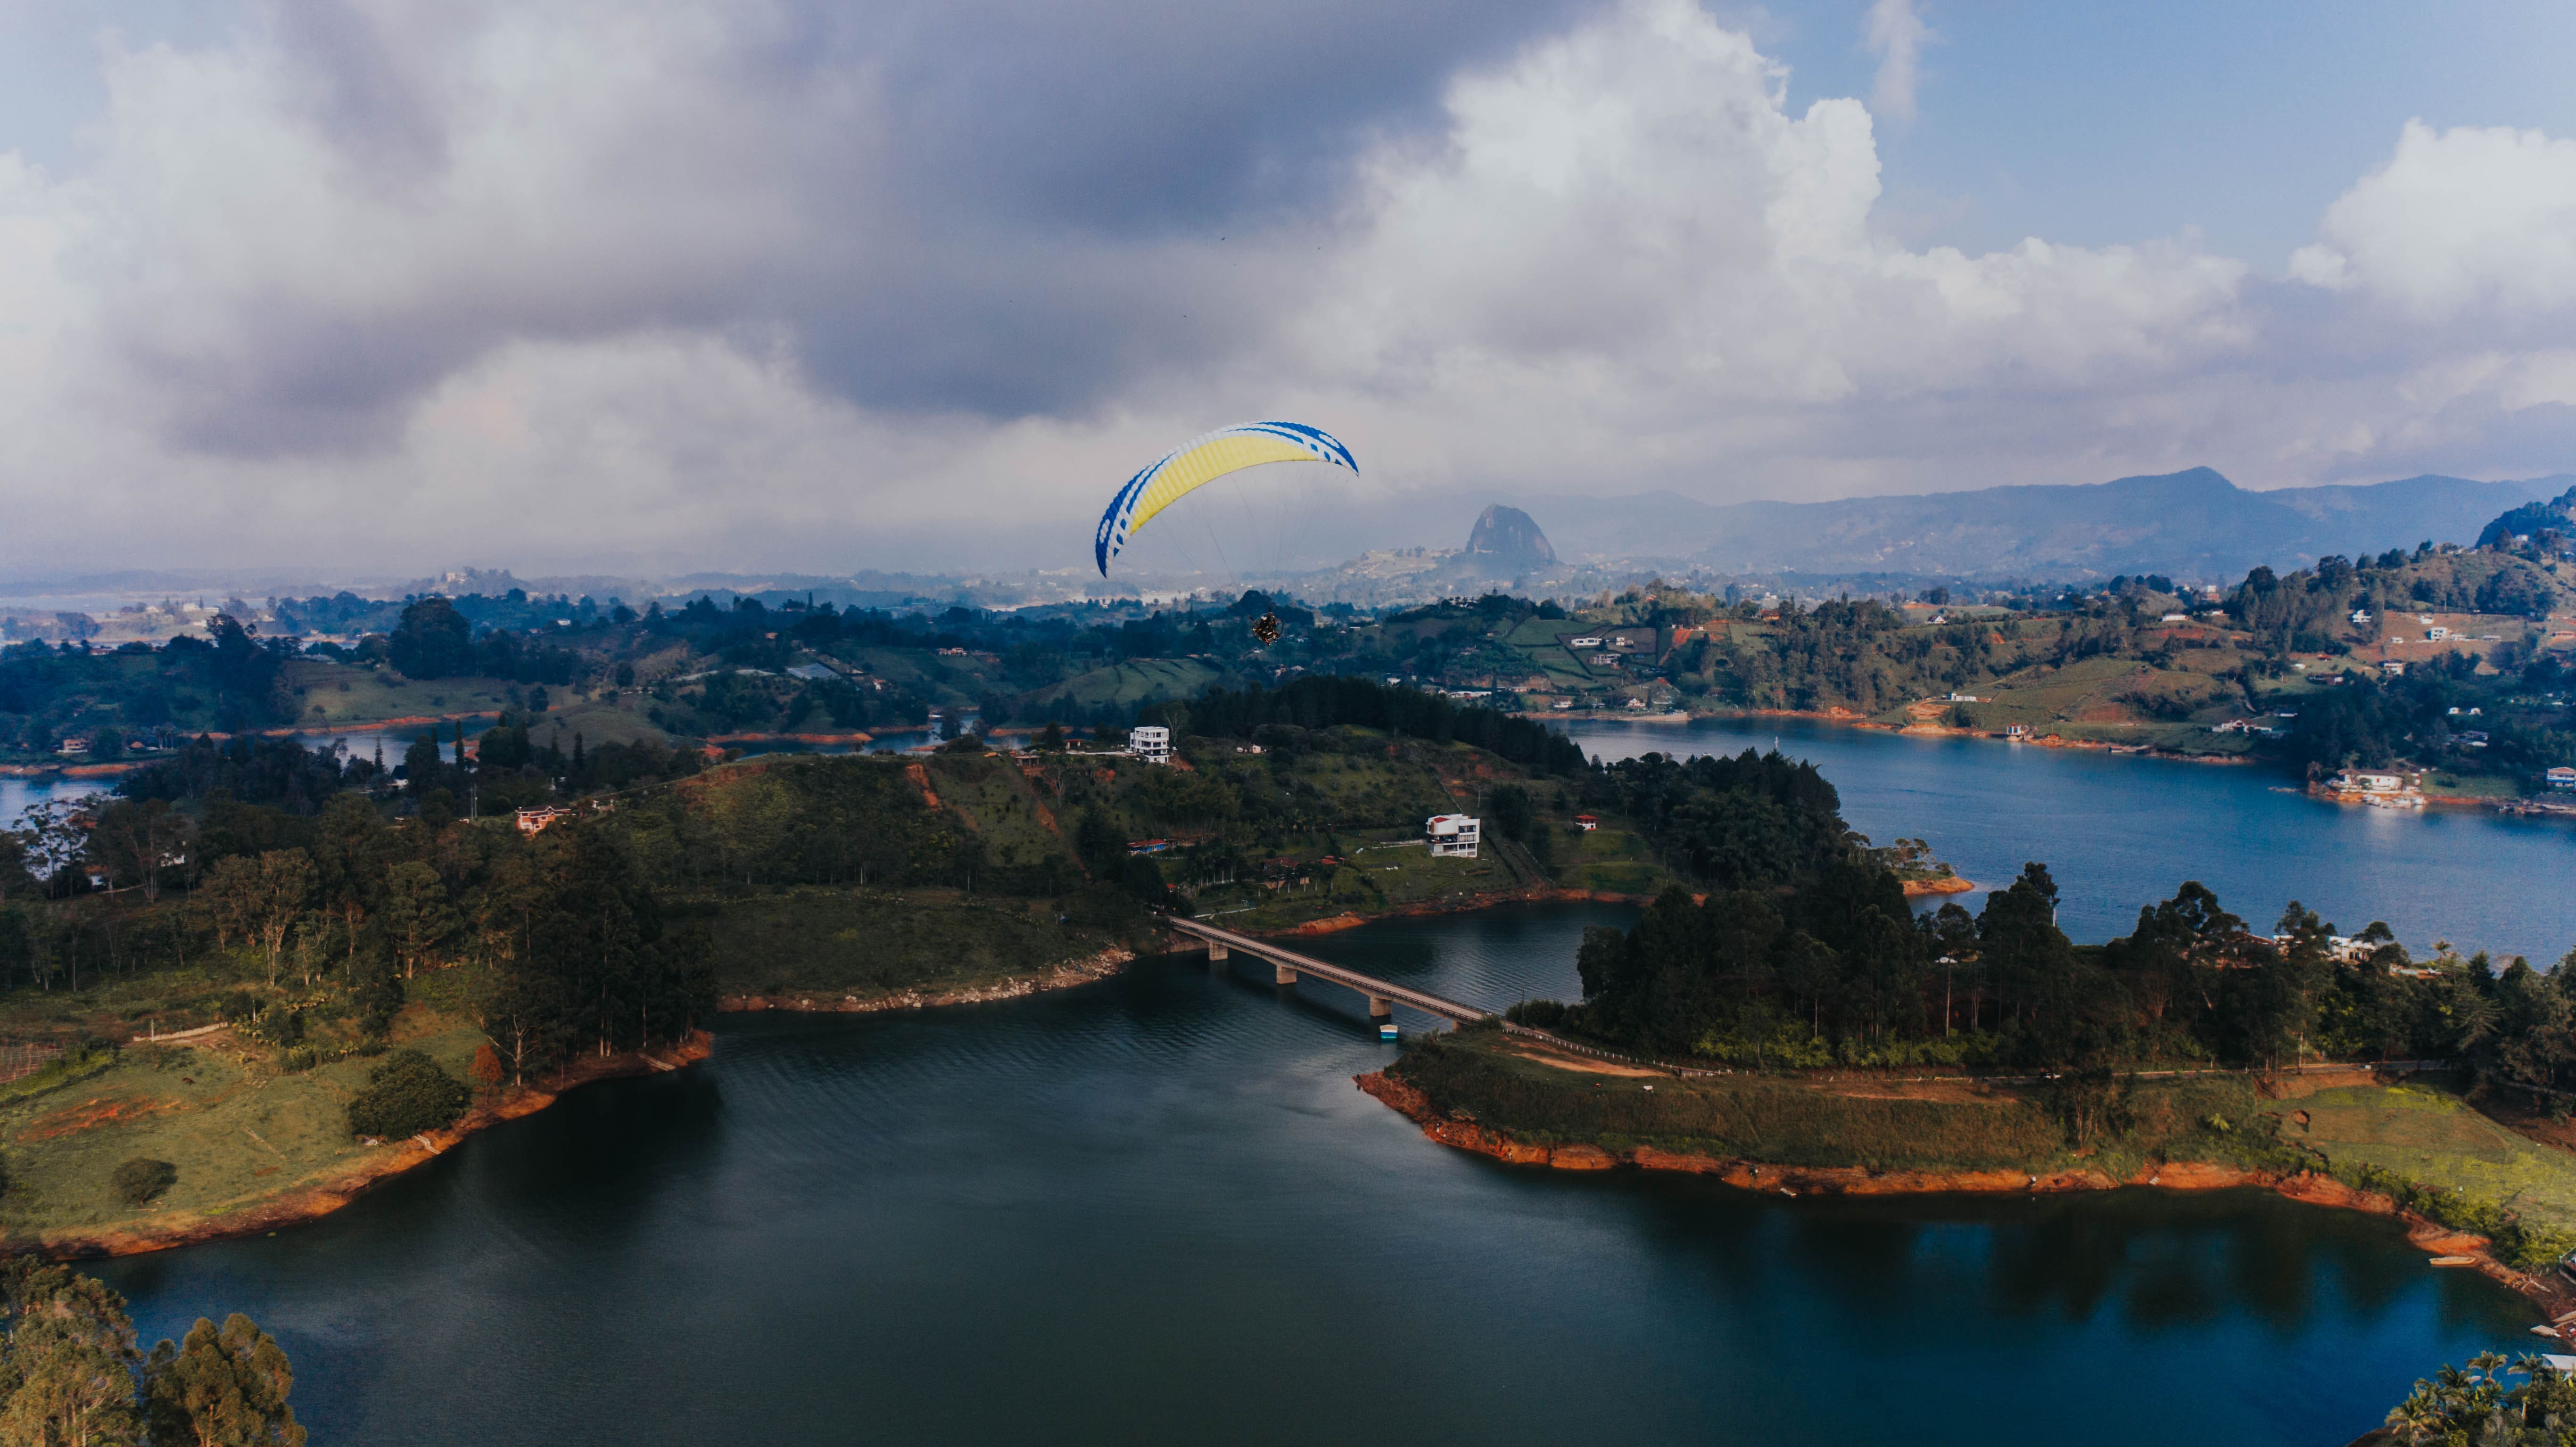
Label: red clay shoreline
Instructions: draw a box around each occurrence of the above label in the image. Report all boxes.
[19,1029,714,1261]
[1354,1069,2574,1317]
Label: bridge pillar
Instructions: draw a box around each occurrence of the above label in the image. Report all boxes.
[1207,941,1228,962]
[1274,962,1297,986]
[1370,996,1397,1042]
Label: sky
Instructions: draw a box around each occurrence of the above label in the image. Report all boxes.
[1,0,2574,578]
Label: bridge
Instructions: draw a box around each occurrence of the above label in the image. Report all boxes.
[1162,916,1496,1039]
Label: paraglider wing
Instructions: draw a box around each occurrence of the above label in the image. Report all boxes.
[1094,421,1357,576]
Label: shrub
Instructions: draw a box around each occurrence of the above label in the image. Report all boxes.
[346,1050,470,1140]
[112,1158,176,1207]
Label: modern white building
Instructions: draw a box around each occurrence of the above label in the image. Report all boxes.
[1426,814,1480,858]
[1127,725,1172,765]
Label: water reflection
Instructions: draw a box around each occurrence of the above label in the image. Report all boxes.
[1562,715,2576,960]
[90,908,2534,1447]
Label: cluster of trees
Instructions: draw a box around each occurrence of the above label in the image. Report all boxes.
[2229,548,2563,651]
[2378,1352,2576,1446]
[0,1259,302,1446]
[2478,485,2576,551]
[1691,599,2014,715]
[1520,754,2576,1078]
[119,735,379,817]
[2288,652,2576,775]
[0,614,289,748]
[1577,749,1853,887]
[1174,675,1587,775]
[1548,856,2575,1075]
[3,792,710,1080]
[384,598,581,684]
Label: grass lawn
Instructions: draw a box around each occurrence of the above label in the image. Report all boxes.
[1394,1033,2576,1236]
[0,1010,486,1240]
[1566,822,1674,894]
[276,657,519,728]
[2286,1082,2576,1233]
[1024,659,1221,713]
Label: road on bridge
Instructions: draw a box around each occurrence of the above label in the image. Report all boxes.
[1161,916,1496,1029]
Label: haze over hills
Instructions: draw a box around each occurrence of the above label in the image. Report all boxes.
[1493,468,2572,581]
[6,468,2566,618]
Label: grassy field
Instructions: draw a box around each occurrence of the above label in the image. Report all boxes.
[276,657,521,729]
[1564,822,1674,894]
[2292,1082,2576,1233]
[917,753,1078,871]
[688,888,1116,1000]
[1390,1030,2576,1232]
[1023,659,1222,713]
[0,1010,486,1240]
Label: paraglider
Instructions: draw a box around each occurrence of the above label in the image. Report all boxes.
[1092,421,1357,578]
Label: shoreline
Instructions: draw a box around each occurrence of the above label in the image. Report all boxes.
[23,1030,715,1261]
[1354,1069,2572,1317]
[716,946,1134,1013]
[1536,705,2266,766]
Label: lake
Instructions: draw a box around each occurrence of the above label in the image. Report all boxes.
[0,775,107,831]
[98,904,2528,1446]
[1560,715,2576,964]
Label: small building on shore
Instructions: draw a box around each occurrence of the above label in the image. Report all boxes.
[1426,814,1480,858]
[1127,725,1172,765]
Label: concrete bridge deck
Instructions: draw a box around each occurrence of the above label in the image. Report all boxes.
[1163,916,1495,1034]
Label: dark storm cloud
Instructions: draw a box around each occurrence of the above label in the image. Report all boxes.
[105,0,1593,455]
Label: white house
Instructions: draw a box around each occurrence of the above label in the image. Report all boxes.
[2352,609,2373,625]
[1567,636,1603,648]
[2427,626,2451,641]
[1127,725,1172,765]
[2551,767,2576,791]
[2381,660,2407,675]
[1426,814,1480,858]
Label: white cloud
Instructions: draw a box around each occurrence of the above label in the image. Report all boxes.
[1278,0,2248,492]
[0,0,2572,579]
[1862,0,1932,127]
[2291,119,2576,318]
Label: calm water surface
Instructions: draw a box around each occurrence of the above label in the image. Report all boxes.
[1562,716,2576,962]
[0,775,104,830]
[98,905,2529,1446]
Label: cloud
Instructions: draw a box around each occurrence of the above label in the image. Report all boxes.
[0,0,2572,578]
[1862,0,1932,127]
[2291,120,2576,318]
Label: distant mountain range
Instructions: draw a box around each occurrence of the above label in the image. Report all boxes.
[1467,468,2575,582]
[8,467,2566,613]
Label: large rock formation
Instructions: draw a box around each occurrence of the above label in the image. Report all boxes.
[1464,505,1556,566]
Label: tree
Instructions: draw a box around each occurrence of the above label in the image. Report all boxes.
[143,1314,305,1447]
[388,597,475,679]
[378,863,457,980]
[346,1050,470,1139]
[190,857,265,955]
[0,1260,143,1447]
[87,799,192,904]
[247,853,317,987]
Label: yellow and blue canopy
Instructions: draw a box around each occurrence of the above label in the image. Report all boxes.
[1094,421,1357,576]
